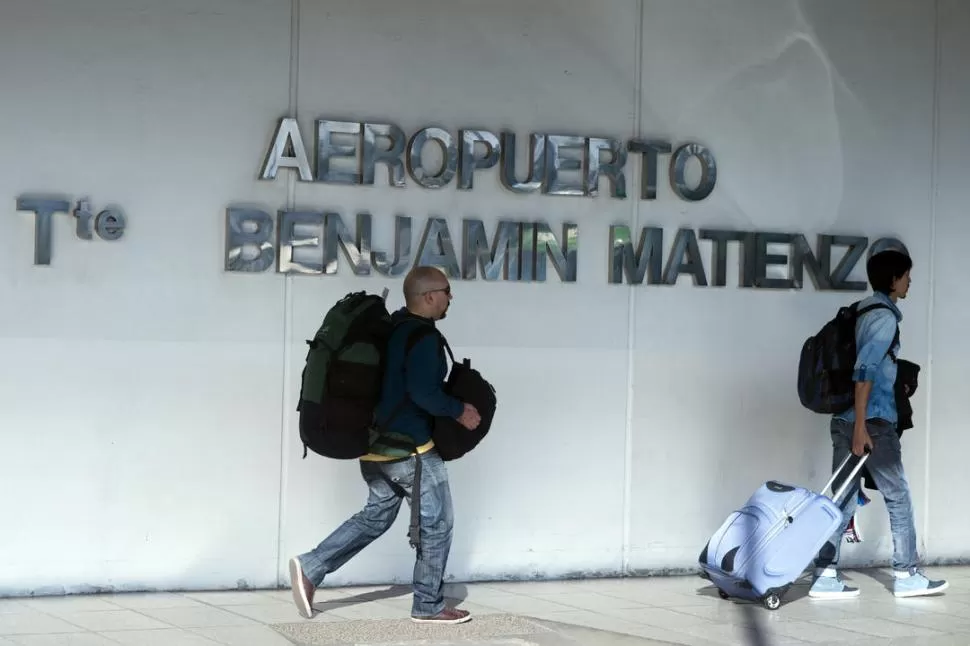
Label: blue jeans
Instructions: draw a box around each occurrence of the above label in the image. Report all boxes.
[814,418,919,572]
[297,449,454,617]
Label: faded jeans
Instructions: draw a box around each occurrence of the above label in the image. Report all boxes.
[814,418,919,573]
[297,449,454,617]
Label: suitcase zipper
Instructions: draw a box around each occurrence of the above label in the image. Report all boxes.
[735,491,815,574]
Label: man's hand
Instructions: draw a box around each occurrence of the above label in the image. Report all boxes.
[852,381,874,457]
[852,422,873,457]
[457,403,481,430]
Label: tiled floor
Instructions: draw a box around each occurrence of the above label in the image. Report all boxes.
[0,566,967,645]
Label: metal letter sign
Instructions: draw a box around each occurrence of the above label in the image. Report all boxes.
[16,196,127,266]
[11,115,904,289]
[240,116,908,289]
[258,117,705,200]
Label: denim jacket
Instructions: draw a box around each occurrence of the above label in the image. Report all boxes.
[835,291,902,425]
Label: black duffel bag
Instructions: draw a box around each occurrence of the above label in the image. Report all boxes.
[433,337,497,461]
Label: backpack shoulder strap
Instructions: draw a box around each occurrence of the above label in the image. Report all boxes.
[855,302,891,317]
[374,324,440,433]
[404,324,439,354]
[439,335,455,365]
[855,302,899,362]
[404,324,458,365]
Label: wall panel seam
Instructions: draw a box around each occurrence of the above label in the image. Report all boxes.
[275,0,301,588]
[922,0,942,558]
[621,0,646,575]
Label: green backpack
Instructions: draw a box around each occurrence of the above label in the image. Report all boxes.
[296,289,393,459]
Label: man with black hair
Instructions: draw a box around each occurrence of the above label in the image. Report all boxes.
[809,249,948,599]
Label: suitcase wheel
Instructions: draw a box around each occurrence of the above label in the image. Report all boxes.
[717,589,729,600]
[762,592,782,610]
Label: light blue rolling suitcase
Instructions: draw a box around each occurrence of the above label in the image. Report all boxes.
[698,451,869,610]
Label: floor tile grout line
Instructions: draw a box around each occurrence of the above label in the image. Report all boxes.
[142,592,275,629]
[97,626,225,646]
[522,603,728,636]
[20,632,76,645]
[527,593,966,641]
[544,613,721,646]
[93,601,183,632]
[164,588,428,625]
[526,606,703,628]
[7,573,970,644]
[182,624,254,645]
[92,628,130,645]
[795,613,953,639]
[90,591,281,634]
[496,596,656,615]
[17,593,218,636]
[15,598,141,635]
[177,588,415,628]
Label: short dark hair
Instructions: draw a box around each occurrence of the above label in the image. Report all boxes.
[866,250,912,294]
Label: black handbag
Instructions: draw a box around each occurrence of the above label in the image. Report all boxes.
[894,359,920,434]
[432,339,497,461]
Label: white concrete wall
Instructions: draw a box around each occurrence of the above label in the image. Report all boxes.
[927,0,970,562]
[0,0,965,595]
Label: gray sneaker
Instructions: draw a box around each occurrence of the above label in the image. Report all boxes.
[808,569,860,599]
[893,568,949,598]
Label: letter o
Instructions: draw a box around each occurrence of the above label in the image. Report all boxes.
[669,143,717,202]
[406,127,458,189]
[868,237,910,260]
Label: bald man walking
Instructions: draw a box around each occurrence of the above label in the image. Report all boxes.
[289,267,481,624]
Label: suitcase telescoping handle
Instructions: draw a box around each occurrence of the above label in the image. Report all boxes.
[822,448,871,505]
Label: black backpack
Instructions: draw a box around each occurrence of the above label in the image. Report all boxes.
[296,290,393,459]
[796,301,898,415]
